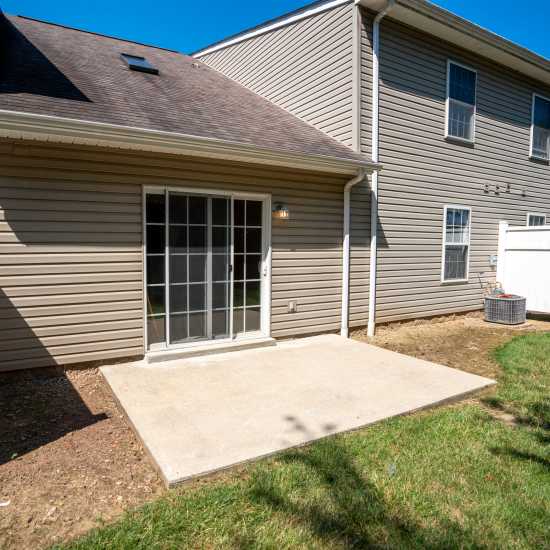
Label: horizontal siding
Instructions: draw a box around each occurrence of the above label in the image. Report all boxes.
[198,3,355,147]
[369,16,550,323]
[0,138,367,370]
[0,170,143,371]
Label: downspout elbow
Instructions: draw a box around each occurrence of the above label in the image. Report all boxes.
[341,169,366,338]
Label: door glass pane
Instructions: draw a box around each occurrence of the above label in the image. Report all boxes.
[234,228,245,253]
[246,228,262,253]
[169,226,187,254]
[246,255,261,280]
[246,281,261,307]
[147,316,165,346]
[169,194,187,224]
[212,198,229,226]
[234,200,245,226]
[246,201,262,227]
[170,313,188,344]
[189,255,207,282]
[146,194,165,224]
[170,285,187,314]
[147,256,165,285]
[212,310,229,338]
[245,307,261,332]
[233,282,244,308]
[189,312,206,338]
[233,309,244,334]
[212,254,229,282]
[146,226,165,254]
[147,286,165,315]
[189,284,206,311]
[212,282,228,310]
[189,227,207,253]
[234,254,245,281]
[170,255,187,283]
[212,227,228,253]
[189,196,207,225]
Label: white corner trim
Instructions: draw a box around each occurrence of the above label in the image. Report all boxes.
[0,109,378,175]
[193,0,351,57]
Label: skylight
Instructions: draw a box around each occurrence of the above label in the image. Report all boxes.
[121,54,159,75]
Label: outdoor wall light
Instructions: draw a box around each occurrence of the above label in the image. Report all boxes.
[272,203,290,220]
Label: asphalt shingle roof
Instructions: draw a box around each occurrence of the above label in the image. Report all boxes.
[0,14,364,163]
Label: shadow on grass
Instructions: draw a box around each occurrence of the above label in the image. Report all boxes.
[490,447,549,470]
[239,417,483,549]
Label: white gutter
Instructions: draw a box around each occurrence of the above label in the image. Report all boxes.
[341,169,366,337]
[0,109,379,176]
[367,0,395,337]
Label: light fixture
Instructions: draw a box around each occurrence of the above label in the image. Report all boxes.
[272,203,289,220]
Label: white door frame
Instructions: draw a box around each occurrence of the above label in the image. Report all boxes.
[142,184,272,353]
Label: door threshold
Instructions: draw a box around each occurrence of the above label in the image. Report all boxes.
[146,336,277,364]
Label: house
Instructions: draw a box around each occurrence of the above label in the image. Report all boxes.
[0,1,548,372]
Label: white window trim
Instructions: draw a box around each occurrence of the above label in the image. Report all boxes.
[441,204,472,284]
[526,212,547,226]
[445,60,477,144]
[529,92,550,162]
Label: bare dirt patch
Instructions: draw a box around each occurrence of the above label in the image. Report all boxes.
[0,367,164,550]
[354,312,550,381]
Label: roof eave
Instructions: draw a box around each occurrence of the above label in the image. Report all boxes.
[358,0,550,87]
[0,109,379,176]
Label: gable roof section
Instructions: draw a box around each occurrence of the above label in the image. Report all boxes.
[193,0,550,88]
[0,13,369,173]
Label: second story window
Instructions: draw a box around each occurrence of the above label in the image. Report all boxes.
[446,61,477,143]
[527,213,546,226]
[531,94,550,161]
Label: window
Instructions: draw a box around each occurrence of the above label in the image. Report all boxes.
[121,53,159,75]
[446,61,477,142]
[527,212,546,226]
[531,94,550,160]
[442,206,471,282]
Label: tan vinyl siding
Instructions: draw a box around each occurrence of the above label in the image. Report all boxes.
[368,16,550,323]
[197,3,355,147]
[0,138,366,371]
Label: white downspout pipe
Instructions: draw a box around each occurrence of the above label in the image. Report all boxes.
[341,169,366,337]
[367,0,395,338]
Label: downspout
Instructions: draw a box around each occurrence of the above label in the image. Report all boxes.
[341,169,366,337]
[367,0,395,337]
[341,1,365,338]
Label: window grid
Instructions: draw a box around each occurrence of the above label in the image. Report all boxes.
[531,95,550,161]
[527,213,546,227]
[446,61,477,142]
[442,206,471,283]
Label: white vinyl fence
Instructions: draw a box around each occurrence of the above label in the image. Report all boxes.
[497,221,550,314]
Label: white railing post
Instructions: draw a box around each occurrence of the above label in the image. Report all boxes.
[496,221,508,288]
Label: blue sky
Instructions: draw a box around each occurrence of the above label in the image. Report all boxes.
[2,0,549,59]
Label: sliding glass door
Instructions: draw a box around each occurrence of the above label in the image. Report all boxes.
[145,190,267,350]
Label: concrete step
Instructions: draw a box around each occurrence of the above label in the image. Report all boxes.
[145,337,277,364]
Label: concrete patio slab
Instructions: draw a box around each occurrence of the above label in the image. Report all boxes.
[101,335,495,486]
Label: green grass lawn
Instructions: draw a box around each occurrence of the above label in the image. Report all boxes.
[58,333,550,550]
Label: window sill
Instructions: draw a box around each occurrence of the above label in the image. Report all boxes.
[441,279,469,286]
[529,155,549,165]
[445,135,475,148]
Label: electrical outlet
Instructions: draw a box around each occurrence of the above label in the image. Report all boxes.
[288,300,297,313]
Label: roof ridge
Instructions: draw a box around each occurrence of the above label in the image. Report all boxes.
[14,14,182,54]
